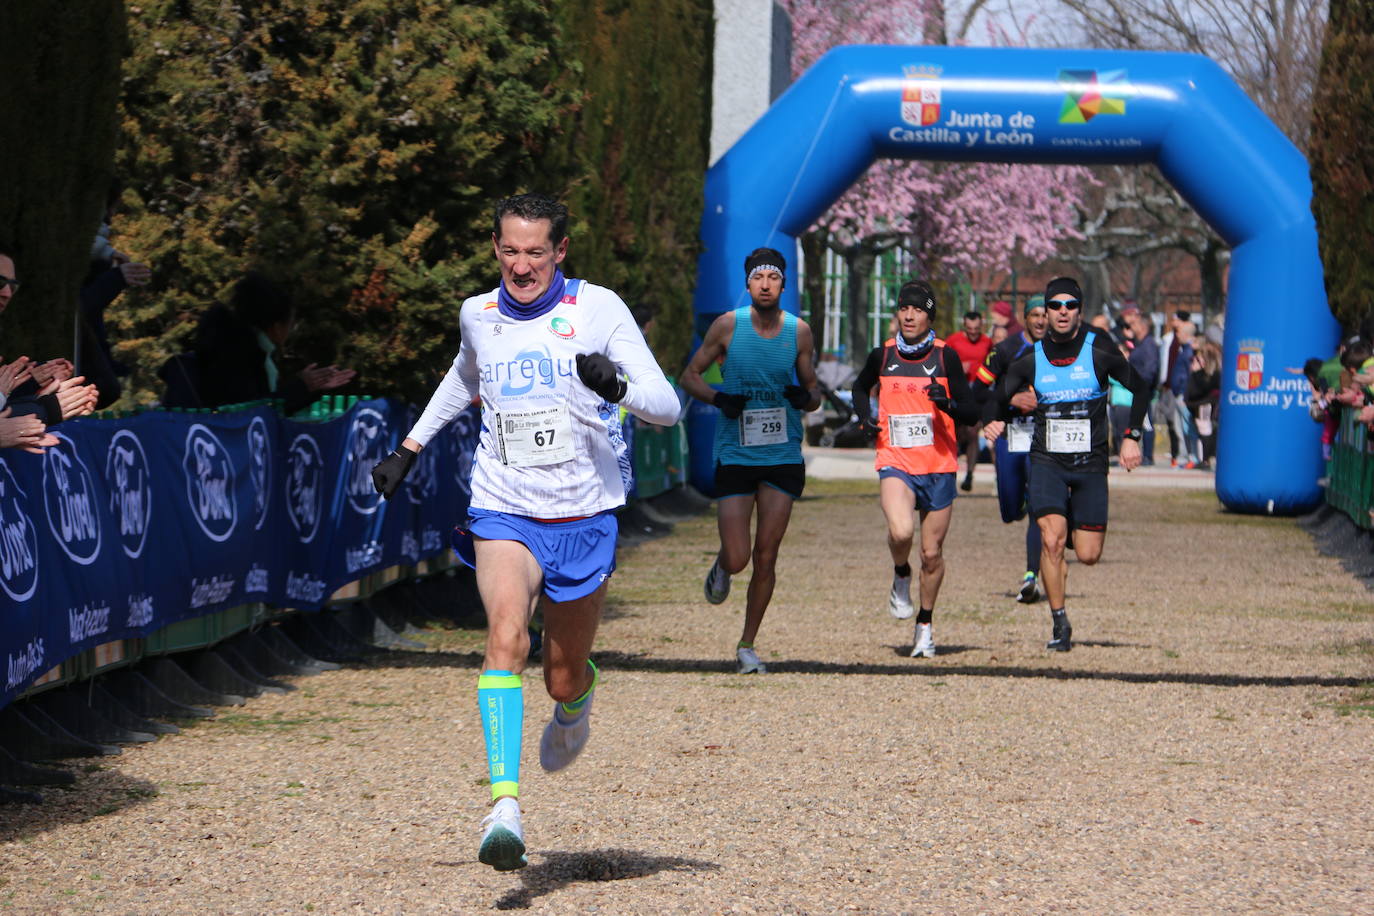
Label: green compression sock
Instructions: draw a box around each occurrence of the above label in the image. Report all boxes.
[559,660,599,718]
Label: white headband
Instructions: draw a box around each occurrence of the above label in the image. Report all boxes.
[748,264,785,281]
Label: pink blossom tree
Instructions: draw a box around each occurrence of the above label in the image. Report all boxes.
[782,0,1091,360]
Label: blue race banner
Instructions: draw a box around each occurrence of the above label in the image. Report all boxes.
[0,399,479,707]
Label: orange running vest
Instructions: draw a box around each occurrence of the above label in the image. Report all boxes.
[874,338,959,475]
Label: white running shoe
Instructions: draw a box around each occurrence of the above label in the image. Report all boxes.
[888,574,915,619]
[478,796,527,871]
[704,558,731,604]
[1016,571,1042,604]
[539,691,593,773]
[911,623,936,658]
[736,646,767,674]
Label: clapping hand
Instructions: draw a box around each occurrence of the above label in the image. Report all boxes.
[299,363,357,393]
[0,356,33,396]
[30,358,74,387]
[40,376,99,420]
[0,408,58,454]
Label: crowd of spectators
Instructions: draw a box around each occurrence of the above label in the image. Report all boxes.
[1306,330,1374,458]
[1,220,356,458]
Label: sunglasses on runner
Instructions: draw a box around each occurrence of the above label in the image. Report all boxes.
[1046,298,1080,311]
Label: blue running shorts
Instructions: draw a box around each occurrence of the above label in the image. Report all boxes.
[877,468,956,512]
[452,508,618,602]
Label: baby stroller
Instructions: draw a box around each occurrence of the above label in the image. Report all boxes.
[813,379,870,448]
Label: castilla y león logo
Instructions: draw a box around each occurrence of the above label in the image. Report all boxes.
[900,64,942,127]
[43,433,102,565]
[1058,69,1130,124]
[1236,338,1264,391]
[105,430,151,559]
[182,425,237,542]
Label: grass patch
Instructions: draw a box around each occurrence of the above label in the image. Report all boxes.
[206,712,344,734]
[1322,684,1374,718]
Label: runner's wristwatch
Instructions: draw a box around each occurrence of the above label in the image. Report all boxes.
[1121,428,1142,442]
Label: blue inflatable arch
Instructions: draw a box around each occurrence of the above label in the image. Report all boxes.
[690,45,1339,514]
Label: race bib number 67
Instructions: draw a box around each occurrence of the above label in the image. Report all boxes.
[494,404,575,467]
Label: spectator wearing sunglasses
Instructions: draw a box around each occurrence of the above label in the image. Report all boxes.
[983,277,1150,653]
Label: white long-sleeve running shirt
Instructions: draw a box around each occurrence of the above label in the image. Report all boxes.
[406,279,679,519]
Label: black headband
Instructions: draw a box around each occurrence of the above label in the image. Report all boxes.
[1045,276,1083,302]
[897,281,936,315]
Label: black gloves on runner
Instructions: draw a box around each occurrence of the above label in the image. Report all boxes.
[859,414,881,437]
[371,445,417,500]
[575,352,628,403]
[783,384,811,410]
[713,392,749,419]
[925,382,952,413]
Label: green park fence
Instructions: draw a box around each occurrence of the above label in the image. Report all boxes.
[1327,407,1374,530]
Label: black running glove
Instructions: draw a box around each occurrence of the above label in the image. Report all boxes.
[575,352,627,402]
[925,382,952,413]
[713,392,749,419]
[783,384,811,410]
[371,445,417,500]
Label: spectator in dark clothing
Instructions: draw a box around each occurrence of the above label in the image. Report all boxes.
[77,259,151,409]
[1119,306,1159,466]
[1185,340,1221,469]
[187,271,355,413]
[0,248,100,434]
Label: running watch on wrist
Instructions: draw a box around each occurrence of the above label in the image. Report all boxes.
[1122,428,1142,442]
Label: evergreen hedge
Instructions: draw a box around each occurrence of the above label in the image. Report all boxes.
[1310,0,1374,332]
[99,0,711,404]
[0,0,126,361]
[553,0,713,374]
[113,0,581,403]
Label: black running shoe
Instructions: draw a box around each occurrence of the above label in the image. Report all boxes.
[960,473,973,492]
[1047,613,1072,652]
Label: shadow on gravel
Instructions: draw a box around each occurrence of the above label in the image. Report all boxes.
[369,647,1369,689]
[0,766,160,841]
[485,848,719,910]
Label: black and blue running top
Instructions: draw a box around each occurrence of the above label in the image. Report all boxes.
[996,326,1150,474]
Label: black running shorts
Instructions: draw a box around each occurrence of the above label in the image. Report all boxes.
[714,462,806,500]
[1027,460,1108,531]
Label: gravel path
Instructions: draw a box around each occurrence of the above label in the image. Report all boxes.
[2,479,1371,914]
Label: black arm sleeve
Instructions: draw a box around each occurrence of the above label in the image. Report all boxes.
[5,393,63,425]
[939,347,980,425]
[996,353,1035,416]
[851,346,884,424]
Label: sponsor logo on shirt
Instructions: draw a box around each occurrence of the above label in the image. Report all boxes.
[548,317,576,339]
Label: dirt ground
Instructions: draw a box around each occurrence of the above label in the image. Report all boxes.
[1,476,1372,914]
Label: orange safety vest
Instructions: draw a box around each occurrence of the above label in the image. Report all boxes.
[874,338,959,475]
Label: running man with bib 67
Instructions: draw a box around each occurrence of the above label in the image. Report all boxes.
[370,194,679,871]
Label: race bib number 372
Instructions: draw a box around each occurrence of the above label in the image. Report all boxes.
[1046,418,1090,453]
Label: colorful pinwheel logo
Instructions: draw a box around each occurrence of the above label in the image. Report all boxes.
[1058,69,1129,124]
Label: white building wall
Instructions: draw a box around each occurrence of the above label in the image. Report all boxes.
[710,0,792,166]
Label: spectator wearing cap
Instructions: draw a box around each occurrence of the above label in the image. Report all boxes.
[990,300,1023,338]
[946,310,994,491]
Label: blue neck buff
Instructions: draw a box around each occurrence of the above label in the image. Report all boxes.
[894,329,935,359]
[498,270,566,321]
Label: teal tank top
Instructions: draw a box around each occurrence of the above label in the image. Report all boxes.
[714,307,803,466]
